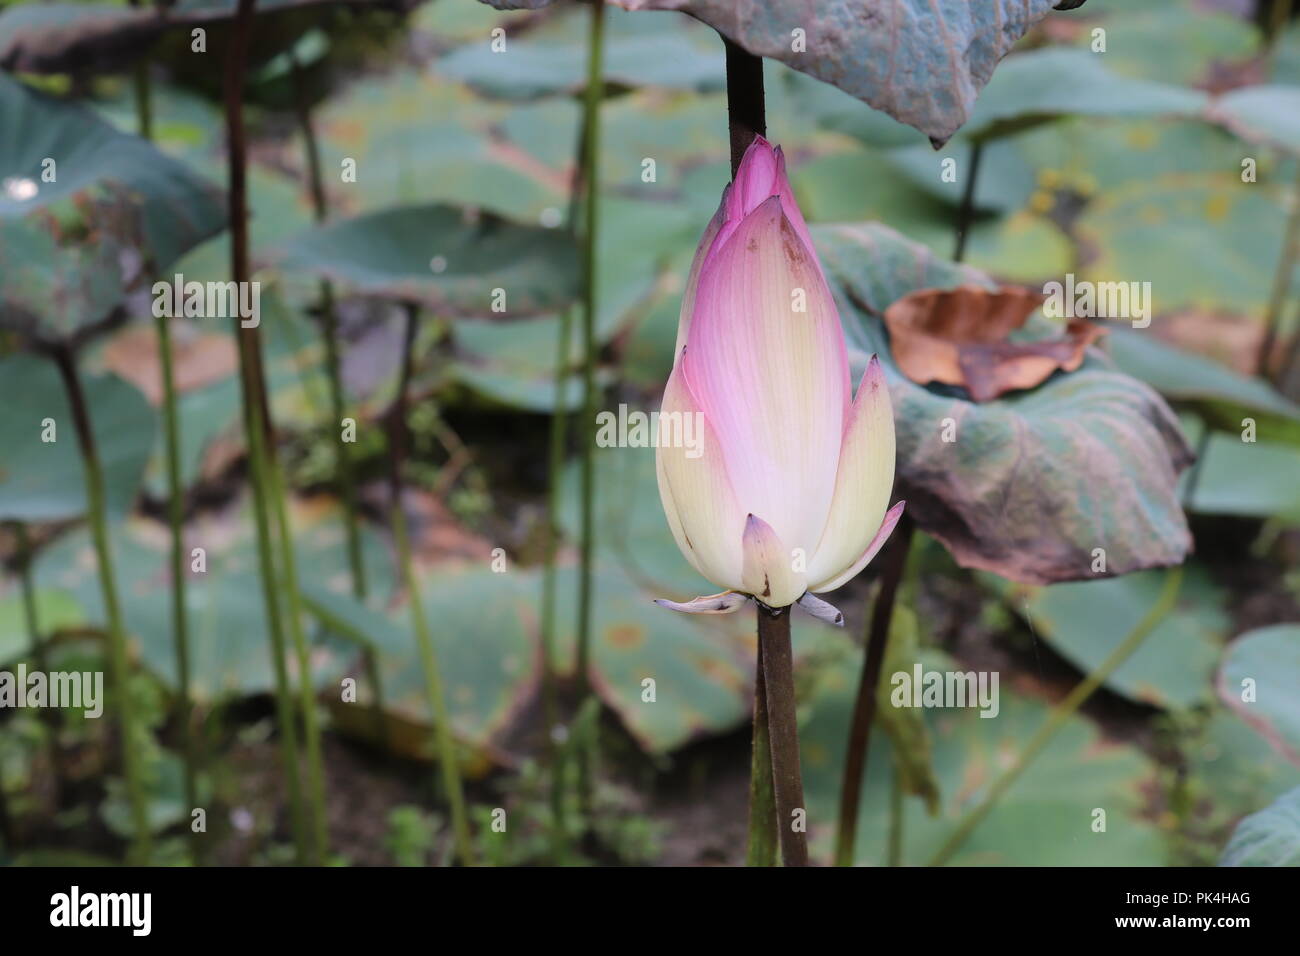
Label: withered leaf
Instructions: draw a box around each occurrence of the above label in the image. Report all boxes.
[883,284,1107,402]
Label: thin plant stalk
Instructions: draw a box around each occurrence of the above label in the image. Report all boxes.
[927,565,1185,866]
[297,589,388,747]
[745,639,777,866]
[1256,161,1300,377]
[51,346,151,864]
[126,0,152,140]
[289,49,368,602]
[574,0,606,816]
[953,140,984,262]
[127,23,200,864]
[153,315,201,863]
[224,0,311,865]
[1280,298,1300,390]
[287,45,386,747]
[757,606,808,866]
[389,304,475,866]
[832,517,914,866]
[886,757,904,867]
[540,306,574,845]
[15,524,62,803]
[264,449,330,864]
[834,141,982,865]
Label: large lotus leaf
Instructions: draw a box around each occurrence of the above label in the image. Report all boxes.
[0,74,225,343]
[608,0,1066,144]
[594,196,698,340]
[270,203,579,318]
[0,355,156,523]
[799,648,1166,865]
[813,222,1193,584]
[993,568,1227,710]
[779,64,926,149]
[30,501,391,701]
[1189,711,1300,830]
[173,160,313,287]
[1105,327,1300,424]
[1219,625,1300,767]
[959,47,1208,142]
[1207,85,1300,155]
[1012,117,1251,198]
[0,0,408,73]
[1274,22,1300,85]
[883,139,1036,214]
[414,0,536,43]
[552,445,839,752]
[1072,0,1258,87]
[1220,786,1300,867]
[1183,433,1300,520]
[548,563,753,754]
[450,315,589,412]
[791,151,1072,283]
[309,567,539,765]
[0,588,85,665]
[1077,176,1293,317]
[439,6,724,99]
[309,70,565,222]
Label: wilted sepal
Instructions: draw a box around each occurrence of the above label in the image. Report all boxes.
[653,591,748,615]
[796,592,845,627]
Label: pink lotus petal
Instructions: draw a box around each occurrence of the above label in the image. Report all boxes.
[655,362,747,592]
[674,187,728,355]
[682,195,850,556]
[810,500,907,594]
[805,355,896,587]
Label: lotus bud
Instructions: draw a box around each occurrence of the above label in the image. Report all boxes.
[654,136,904,618]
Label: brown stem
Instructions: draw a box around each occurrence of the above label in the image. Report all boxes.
[953,141,984,262]
[758,605,808,866]
[746,637,777,865]
[723,37,766,175]
[833,515,914,866]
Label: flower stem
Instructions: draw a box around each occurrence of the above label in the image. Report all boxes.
[1261,162,1300,378]
[52,346,151,864]
[953,140,984,262]
[289,48,368,603]
[757,605,808,866]
[224,0,310,865]
[264,444,330,864]
[746,637,778,866]
[723,37,766,173]
[886,756,905,866]
[927,565,1185,866]
[541,306,574,846]
[153,314,201,864]
[833,516,913,866]
[389,304,475,866]
[574,0,606,818]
